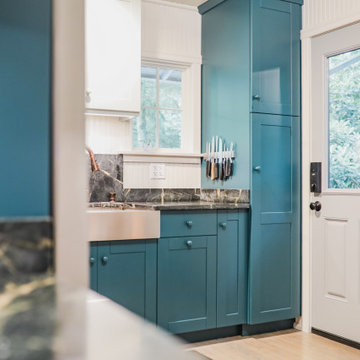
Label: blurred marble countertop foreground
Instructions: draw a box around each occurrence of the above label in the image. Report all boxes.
[0,277,201,360]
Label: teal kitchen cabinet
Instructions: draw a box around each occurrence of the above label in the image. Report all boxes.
[200,0,302,328]
[200,0,251,190]
[89,242,98,291]
[158,209,248,334]
[251,0,301,116]
[200,0,302,190]
[217,210,248,327]
[89,209,249,334]
[90,240,157,323]
[157,235,217,334]
[249,113,300,324]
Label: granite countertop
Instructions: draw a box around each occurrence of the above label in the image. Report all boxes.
[89,201,250,211]
[0,277,204,360]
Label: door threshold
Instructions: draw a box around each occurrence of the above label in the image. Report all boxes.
[312,328,360,350]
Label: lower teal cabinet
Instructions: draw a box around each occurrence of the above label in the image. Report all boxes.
[249,113,300,324]
[90,240,157,323]
[89,242,98,291]
[89,209,272,335]
[157,235,217,334]
[217,210,248,327]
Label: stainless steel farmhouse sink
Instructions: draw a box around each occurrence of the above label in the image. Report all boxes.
[87,208,160,241]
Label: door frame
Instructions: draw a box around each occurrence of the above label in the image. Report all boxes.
[301,17,360,333]
[53,0,88,287]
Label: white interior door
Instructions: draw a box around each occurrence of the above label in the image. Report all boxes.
[311,23,360,344]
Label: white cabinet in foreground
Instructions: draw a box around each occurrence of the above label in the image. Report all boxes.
[86,0,141,117]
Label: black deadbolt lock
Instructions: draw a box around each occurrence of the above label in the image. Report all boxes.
[310,162,322,193]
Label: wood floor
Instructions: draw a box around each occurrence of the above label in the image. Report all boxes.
[189,330,360,360]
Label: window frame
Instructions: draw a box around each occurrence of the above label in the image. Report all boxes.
[132,59,193,154]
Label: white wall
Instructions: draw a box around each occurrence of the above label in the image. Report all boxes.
[86,0,202,189]
[301,0,360,333]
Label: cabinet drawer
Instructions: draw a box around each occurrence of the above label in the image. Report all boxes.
[160,211,217,238]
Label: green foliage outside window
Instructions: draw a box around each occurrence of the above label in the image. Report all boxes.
[329,49,360,189]
[133,66,182,149]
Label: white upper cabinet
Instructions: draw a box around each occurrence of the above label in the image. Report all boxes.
[86,0,141,117]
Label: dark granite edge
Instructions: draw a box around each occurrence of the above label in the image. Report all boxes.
[133,202,250,211]
[0,216,53,223]
[89,201,250,211]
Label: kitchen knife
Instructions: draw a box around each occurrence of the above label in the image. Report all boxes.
[224,142,228,180]
[205,142,210,178]
[219,138,224,181]
[211,137,216,180]
[214,136,219,180]
[226,147,230,179]
[229,142,234,177]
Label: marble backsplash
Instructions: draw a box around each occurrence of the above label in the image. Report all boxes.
[88,154,250,203]
[0,220,54,292]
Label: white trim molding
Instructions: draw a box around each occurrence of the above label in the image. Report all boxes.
[53,0,88,287]
[142,0,200,13]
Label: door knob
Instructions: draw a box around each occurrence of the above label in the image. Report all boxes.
[186,240,193,248]
[101,256,109,264]
[310,201,322,212]
[253,166,261,172]
[89,257,95,265]
[253,94,261,101]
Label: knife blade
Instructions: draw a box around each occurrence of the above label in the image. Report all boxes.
[219,138,224,181]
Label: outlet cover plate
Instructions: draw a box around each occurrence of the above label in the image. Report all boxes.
[150,163,165,179]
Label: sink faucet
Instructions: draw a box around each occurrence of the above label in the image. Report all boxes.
[86,147,100,172]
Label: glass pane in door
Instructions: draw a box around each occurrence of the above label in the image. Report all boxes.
[328,48,360,189]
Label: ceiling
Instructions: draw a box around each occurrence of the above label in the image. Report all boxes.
[164,0,207,6]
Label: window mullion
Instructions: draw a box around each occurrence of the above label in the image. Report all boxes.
[156,66,160,149]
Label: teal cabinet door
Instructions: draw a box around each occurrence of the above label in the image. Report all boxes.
[89,242,98,291]
[97,240,157,323]
[249,113,300,324]
[158,236,217,334]
[251,0,301,116]
[217,210,248,327]
[201,0,251,190]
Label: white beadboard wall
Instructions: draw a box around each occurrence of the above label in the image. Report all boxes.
[302,0,360,36]
[86,0,202,188]
[86,116,132,154]
[142,0,202,63]
[123,154,201,188]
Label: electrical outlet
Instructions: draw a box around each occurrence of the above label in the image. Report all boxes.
[150,163,165,179]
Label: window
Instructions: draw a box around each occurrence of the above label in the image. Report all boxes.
[328,48,360,189]
[132,65,183,150]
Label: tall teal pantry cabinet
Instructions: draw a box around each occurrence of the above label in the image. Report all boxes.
[199,0,302,325]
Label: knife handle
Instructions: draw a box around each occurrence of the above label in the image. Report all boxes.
[211,163,216,180]
[206,160,210,178]
[214,163,219,180]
